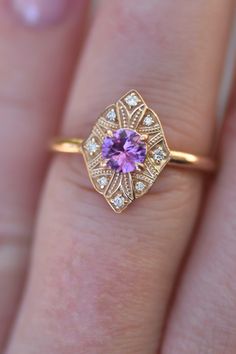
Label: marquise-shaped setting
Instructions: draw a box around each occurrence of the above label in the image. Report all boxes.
[82,90,170,213]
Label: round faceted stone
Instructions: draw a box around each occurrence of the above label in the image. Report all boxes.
[135,181,146,192]
[102,129,147,173]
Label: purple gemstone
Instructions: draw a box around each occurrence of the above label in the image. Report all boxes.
[102,129,147,173]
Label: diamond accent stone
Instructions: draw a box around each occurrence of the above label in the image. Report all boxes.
[102,129,147,173]
[97,176,108,189]
[85,138,99,155]
[124,93,140,107]
[153,147,166,163]
[135,181,145,192]
[106,109,117,122]
[143,115,154,126]
[111,195,125,209]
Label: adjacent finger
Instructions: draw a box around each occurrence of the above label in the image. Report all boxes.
[161,72,236,353]
[0,0,88,349]
[7,1,234,354]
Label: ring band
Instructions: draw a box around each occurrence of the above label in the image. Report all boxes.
[51,138,215,173]
[51,90,216,213]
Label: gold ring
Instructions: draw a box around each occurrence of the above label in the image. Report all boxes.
[51,90,216,213]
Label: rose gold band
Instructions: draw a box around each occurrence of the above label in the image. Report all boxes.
[50,137,216,173]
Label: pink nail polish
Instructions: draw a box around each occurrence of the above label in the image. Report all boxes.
[10,0,73,27]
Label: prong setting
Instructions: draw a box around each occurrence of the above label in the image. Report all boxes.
[106,130,113,137]
[136,163,145,171]
[85,137,99,156]
[140,134,148,141]
[100,160,108,168]
[152,146,166,164]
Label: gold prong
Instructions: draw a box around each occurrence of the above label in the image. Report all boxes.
[106,130,113,137]
[136,163,145,171]
[140,134,148,141]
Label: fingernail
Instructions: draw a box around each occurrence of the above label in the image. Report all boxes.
[10,0,74,27]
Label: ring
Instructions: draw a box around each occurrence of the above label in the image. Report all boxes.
[51,90,216,213]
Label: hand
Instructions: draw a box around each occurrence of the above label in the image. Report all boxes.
[1,1,235,353]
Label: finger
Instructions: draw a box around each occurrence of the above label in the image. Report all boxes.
[0,0,88,349]
[7,1,234,354]
[161,74,236,353]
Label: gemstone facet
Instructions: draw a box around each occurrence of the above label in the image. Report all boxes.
[124,93,140,107]
[102,129,147,173]
[143,114,154,126]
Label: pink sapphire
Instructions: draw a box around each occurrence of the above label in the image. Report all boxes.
[102,129,147,173]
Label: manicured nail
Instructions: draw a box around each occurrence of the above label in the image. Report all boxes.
[10,0,73,27]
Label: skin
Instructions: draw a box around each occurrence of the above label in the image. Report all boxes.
[0,0,236,353]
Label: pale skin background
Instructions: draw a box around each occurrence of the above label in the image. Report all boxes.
[1,0,236,353]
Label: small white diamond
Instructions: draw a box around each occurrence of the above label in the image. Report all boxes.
[97,176,108,189]
[153,147,166,163]
[124,93,140,107]
[143,115,154,126]
[106,109,116,122]
[111,195,125,209]
[85,138,99,154]
[135,181,145,192]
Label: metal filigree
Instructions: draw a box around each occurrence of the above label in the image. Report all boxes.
[82,90,171,212]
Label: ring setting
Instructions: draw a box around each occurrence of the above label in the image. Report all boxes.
[51,90,215,213]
